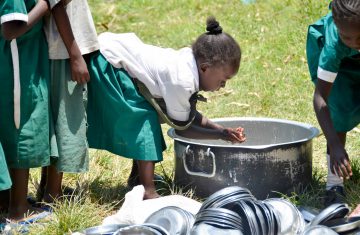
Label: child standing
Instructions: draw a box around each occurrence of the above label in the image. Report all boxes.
[306,0,359,206]
[37,0,99,203]
[0,0,51,220]
[86,17,243,199]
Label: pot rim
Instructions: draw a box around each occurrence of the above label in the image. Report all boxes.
[167,117,320,149]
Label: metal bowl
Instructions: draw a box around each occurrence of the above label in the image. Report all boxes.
[82,224,129,235]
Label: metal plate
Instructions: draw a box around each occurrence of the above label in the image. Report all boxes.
[322,217,360,233]
[144,207,188,235]
[82,224,129,235]
[298,206,320,222]
[264,198,305,234]
[114,225,162,235]
[310,203,349,226]
[302,225,338,235]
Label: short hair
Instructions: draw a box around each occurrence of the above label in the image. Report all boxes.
[192,16,241,69]
[332,0,360,23]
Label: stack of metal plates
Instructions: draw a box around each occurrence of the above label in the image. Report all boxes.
[264,198,305,234]
[195,186,285,235]
[191,207,244,234]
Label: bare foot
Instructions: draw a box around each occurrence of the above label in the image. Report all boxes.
[42,192,59,204]
[8,204,42,222]
[349,204,360,217]
[143,190,160,200]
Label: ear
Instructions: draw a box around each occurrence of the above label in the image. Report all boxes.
[199,63,210,73]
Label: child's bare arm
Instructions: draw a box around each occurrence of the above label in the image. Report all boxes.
[1,0,49,40]
[175,111,245,142]
[313,79,352,179]
[51,0,89,84]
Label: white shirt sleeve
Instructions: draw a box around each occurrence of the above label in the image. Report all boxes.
[317,67,337,83]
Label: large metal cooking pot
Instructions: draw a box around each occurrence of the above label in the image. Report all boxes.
[167,117,319,199]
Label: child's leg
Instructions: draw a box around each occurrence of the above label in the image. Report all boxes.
[0,190,9,212]
[326,132,347,189]
[127,160,140,187]
[43,165,63,203]
[8,169,32,220]
[36,167,48,201]
[137,160,159,199]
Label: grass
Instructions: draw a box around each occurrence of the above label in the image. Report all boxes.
[12,0,360,234]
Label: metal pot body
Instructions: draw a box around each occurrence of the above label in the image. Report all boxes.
[169,117,319,199]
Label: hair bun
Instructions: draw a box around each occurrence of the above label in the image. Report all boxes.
[206,16,222,35]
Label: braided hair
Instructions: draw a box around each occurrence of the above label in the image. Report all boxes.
[192,16,241,69]
[332,0,360,23]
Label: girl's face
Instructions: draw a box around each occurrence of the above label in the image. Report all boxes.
[336,20,360,50]
[198,63,238,92]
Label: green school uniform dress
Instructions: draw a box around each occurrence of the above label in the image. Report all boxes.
[306,12,360,132]
[0,143,11,191]
[0,0,50,168]
[86,52,165,161]
[44,0,99,173]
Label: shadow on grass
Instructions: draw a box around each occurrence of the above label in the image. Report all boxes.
[87,178,129,209]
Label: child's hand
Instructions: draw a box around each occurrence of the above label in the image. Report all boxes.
[70,56,90,84]
[222,127,246,143]
[330,146,352,180]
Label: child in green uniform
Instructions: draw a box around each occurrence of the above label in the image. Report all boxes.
[0,0,51,220]
[87,17,243,199]
[36,0,99,204]
[306,0,360,206]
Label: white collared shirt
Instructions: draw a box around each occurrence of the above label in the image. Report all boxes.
[98,32,200,122]
[44,0,99,59]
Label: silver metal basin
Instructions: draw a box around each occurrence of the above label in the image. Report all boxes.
[168,117,319,199]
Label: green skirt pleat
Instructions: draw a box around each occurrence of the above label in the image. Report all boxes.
[86,53,165,161]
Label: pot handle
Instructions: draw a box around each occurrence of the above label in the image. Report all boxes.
[183,145,216,178]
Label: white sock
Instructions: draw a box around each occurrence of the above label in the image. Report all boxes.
[326,154,344,190]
